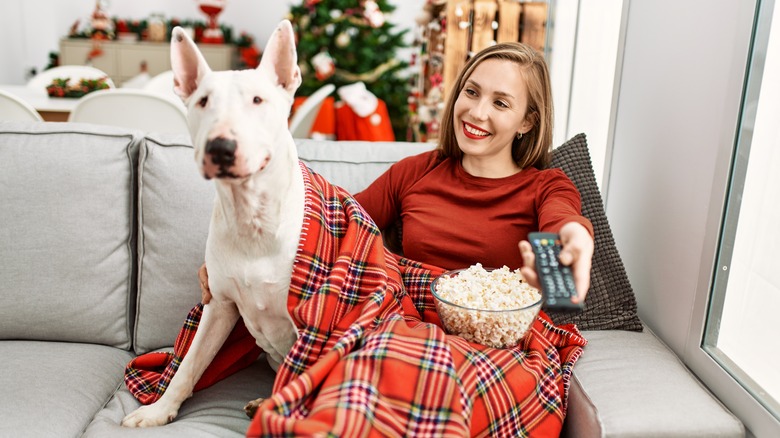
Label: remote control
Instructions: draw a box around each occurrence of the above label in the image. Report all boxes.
[528,232,584,312]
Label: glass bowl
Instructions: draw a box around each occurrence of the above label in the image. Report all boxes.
[430,266,542,349]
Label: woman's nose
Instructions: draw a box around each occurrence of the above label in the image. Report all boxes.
[469,99,489,120]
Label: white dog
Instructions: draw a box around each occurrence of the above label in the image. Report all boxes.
[122,20,305,427]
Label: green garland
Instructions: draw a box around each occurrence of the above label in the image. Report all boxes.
[68,17,235,45]
[46,77,110,98]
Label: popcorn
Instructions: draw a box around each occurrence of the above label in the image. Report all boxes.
[432,264,541,348]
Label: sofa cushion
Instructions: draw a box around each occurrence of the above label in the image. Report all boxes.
[548,134,643,331]
[134,133,214,354]
[0,122,137,348]
[0,340,134,438]
[83,355,276,437]
[562,328,744,437]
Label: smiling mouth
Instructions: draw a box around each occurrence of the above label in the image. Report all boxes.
[463,122,490,139]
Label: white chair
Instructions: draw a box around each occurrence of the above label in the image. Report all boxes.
[142,70,188,114]
[68,89,189,135]
[0,89,43,122]
[289,84,335,138]
[144,70,178,100]
[27,65,115,90]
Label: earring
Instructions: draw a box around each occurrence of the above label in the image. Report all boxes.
[516,132,523,140]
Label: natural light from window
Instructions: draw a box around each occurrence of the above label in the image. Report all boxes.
[705,0,780,419]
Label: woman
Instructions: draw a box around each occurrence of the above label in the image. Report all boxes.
[354,41,594,303]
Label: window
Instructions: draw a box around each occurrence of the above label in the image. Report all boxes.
[703,0,780,424]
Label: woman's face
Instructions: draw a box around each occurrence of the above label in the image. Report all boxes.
[453,58,533,171]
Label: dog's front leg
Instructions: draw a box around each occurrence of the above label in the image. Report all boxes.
[121,302,240,427]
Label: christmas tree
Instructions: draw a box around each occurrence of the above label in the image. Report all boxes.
[288,0,410,140]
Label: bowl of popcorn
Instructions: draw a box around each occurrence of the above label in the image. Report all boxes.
[430,264,542,349]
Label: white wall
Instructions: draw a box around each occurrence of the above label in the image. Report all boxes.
[565,0,624,190]
[551,0,625,191]
[0,1,26,84]
[606,0,755,357]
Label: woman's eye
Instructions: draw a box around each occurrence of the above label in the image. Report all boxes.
[253,96,262,105]
[495,100,509,108]
[198,96,208,108]
[464,88,477,96]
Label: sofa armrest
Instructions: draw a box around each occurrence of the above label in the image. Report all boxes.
[562,327,744,437]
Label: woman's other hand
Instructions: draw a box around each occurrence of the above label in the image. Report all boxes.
[198,263,212,304]
[519,222,594,303]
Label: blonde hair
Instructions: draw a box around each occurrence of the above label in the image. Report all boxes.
[437,42,554,169]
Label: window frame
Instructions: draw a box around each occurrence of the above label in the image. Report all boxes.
[685,0,780,435]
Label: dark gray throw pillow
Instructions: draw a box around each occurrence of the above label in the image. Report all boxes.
[548,133,643,331]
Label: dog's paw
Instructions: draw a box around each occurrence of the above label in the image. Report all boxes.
[244,398,265,418]
[121,404,178,428]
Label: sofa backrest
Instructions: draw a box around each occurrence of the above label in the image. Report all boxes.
[0,121,434,353]
[0,122,139,349]
[1,120,640,355]
[295,139,434,194]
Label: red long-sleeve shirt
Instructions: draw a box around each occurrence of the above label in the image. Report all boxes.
[354,151,592,271]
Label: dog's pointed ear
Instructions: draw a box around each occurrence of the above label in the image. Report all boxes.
[257,20,302,98]
[170,26,212,101]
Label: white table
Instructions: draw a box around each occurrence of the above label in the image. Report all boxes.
[0,85,80,121]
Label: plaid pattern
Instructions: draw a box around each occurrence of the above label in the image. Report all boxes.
[124,304,262,405]
[125,162,587,436]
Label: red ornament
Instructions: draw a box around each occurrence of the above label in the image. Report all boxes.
[240,47,260,68]
[429,72,443,89]
[198,0,227,44]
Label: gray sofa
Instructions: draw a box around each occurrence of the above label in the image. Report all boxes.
[0,121,744,437]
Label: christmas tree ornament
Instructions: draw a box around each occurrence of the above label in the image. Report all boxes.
[312,51,336,81]
[299,14,310,29]
[363,0,385,28]
[418,105,432,124]
[335,32,351,48]
[429,72,443,90]
[298,62,310,76]
[455,5,464,17]
[337,82,379,118]
[415,10,433,26]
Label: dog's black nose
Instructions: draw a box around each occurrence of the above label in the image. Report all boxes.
[205,137,237,166]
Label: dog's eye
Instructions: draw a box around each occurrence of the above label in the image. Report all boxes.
[198,96,208,108]
[253,96,262,105]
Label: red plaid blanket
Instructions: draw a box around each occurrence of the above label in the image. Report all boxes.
[124,162,587,437]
